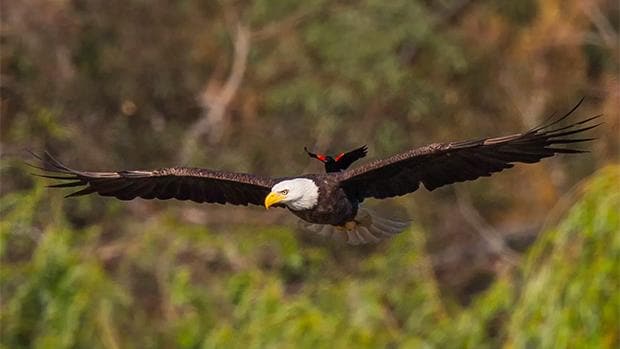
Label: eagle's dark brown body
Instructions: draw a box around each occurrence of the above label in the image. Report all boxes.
[291,175,358,225]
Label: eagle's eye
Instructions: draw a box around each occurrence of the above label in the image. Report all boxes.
[280,189,289,195]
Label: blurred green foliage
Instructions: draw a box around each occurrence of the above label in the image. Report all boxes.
[1,167,618,348]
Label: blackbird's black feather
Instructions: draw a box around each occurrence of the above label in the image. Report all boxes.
[305,145,368,172]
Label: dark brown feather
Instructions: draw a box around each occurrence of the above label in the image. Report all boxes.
[33,152,280,206]
[340,100,600,200]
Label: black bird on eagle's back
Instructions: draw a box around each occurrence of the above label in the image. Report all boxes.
[32,100,600,245]
[304,145,368,173]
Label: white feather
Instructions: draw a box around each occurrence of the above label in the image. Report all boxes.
[271,178,319,210]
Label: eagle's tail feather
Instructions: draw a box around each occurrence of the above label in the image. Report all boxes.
[298,208,410,245]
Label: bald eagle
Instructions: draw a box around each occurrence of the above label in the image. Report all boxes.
[32,101,599,245]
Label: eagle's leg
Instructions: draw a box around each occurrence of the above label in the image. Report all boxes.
[334,220,357,232]
[336,209,409,245]
[333,221,362,244]
[344,220,358,231]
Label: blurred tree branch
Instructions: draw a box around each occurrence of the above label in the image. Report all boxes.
[251,9,314,42]
[454,188,521,266]
[181,18,250,161]
[582,1,619,50]
[180,6,320,162]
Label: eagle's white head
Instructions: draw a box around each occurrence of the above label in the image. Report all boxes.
[265,178,319,210]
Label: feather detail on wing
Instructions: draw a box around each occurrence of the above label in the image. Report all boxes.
[340,99,601,201]
[30,152,280,206]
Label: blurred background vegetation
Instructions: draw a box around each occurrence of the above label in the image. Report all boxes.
[1,0,619,347]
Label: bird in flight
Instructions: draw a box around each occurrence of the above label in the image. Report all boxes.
[32,100,599,245]
[304,145,368,173]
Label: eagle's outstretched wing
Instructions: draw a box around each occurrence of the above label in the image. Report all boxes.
[340,99,601,201]
[31,153,280,206]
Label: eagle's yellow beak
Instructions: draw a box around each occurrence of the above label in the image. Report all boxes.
[264,192,286,209]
